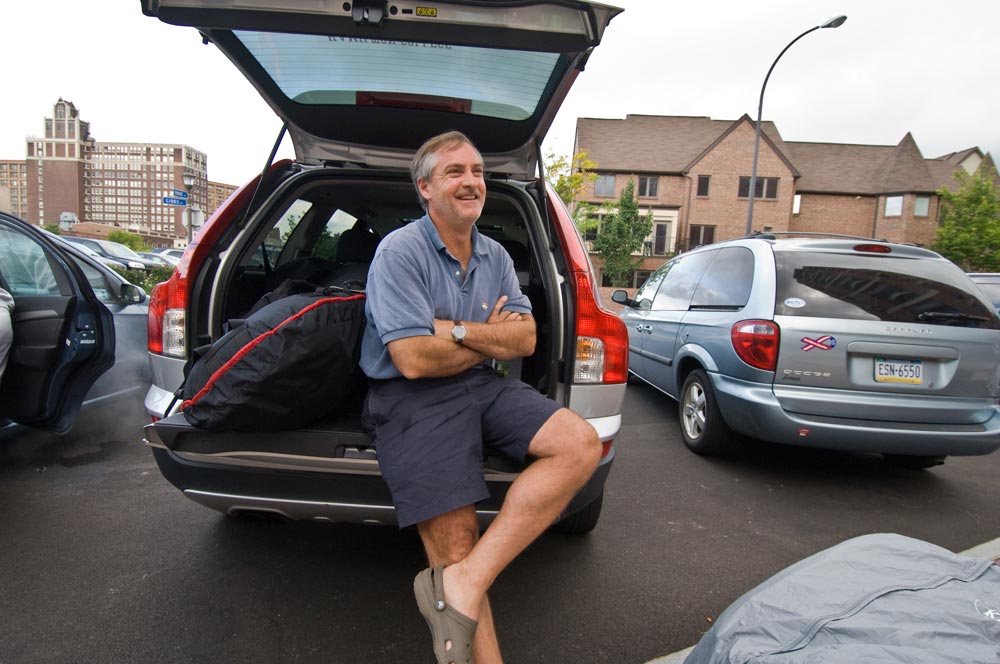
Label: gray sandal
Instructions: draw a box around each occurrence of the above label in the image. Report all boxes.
[413,566,478,664]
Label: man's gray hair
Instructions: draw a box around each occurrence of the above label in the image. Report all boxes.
[411,131,481,211]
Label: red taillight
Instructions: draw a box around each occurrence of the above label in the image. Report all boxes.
[853,243,892,254]
[731,320,780,371]
[547,184,628,384]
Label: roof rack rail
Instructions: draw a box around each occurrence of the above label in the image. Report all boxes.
[746,231,887,242]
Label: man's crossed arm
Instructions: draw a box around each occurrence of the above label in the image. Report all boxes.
[387,296,535,379]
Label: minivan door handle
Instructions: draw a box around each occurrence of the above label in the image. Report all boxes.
[635,324,653,334]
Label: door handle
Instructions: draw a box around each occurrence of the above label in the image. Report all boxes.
[635,324,652,334]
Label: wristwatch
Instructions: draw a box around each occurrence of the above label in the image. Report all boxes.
[451,320,467,344]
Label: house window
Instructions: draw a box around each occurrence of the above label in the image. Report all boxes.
[738,176,778,199]
[696,175,710,197]
[594,174,615,197]
[793,194,801,215]
[914,196,930,217]
[884,195,903,217]
[652,222,671,256]
[638,176,658,198]
[689,224,715,249]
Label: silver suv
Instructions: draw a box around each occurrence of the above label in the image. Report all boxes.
[614,234,1000,468]
[140,0,626,532]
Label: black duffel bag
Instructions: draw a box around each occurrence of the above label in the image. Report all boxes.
[181,288,366,431]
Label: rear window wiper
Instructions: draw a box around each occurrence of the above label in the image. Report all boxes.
[917,311,990,322]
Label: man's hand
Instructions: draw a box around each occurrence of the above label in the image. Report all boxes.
[488,296,522,324]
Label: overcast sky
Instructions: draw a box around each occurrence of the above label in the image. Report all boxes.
[2,0,998,185]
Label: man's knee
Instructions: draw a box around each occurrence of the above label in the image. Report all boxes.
[532,409,602,472]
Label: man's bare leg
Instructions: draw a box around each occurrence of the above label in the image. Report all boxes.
[418,506,502,663]
[437,409,601,632]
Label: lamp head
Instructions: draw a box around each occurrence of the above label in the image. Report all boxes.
[821,15,847,29]
[181,172,196,189]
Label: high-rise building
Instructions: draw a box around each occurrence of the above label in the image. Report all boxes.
[0,159,28,218]
[23,98,213,247]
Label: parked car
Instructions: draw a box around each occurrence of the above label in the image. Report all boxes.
[138,251,179,268]
[151,247,185,262]
[140,0,626,533]
[614,234,1000,468]
[967,273,1000,312]
[62,236,161,272]
[0,212,149,435]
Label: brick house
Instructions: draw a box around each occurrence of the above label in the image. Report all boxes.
[573,114,996,287]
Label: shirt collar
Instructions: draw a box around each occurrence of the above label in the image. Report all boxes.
[418,214,485,259]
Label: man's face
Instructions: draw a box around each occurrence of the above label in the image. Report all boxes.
[418,142,486,228]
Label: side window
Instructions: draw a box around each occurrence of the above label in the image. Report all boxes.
[0,226,61,295]
[68,255,114,302]
[651,249,717,311]
[691,247,754,309]
[632,262,672,310]
[248,199,315,268]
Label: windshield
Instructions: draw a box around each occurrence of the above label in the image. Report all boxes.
[101,241,142,260]
[234,32,561,121]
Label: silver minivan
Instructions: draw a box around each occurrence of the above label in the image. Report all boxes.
[140,0,627,532]
[615,235,1000,468]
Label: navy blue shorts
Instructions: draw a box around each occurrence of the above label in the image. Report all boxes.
[361,368,562,528]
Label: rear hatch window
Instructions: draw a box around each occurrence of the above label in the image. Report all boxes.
[774,252,1000,329]
[143,0,622,178]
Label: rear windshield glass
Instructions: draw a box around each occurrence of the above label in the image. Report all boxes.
[234,32,560,121]
[774,251,1000,329]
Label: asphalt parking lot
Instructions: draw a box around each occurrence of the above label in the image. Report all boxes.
[1,383,999,663]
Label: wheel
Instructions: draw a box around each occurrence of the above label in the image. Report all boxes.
[679,369,734,456]
[550,491,603,534]
[882,453,947,469]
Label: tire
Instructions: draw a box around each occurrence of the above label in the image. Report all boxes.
[550,491,603,535]
[679,369,734,456]
[882,453,947,469]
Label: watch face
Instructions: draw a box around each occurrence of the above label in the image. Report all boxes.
[452,325,467,342]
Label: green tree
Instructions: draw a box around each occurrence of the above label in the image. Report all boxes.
[43,224,61,235]
[546,151,598,206]
[931,166,1000,271]
[592,178,653,287]
[108,230,151,253]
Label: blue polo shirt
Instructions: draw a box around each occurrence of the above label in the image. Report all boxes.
[360,214,531,380]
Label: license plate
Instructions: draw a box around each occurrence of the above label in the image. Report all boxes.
[874,357,923,384]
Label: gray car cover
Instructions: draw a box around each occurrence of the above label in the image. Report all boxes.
[686,533,1000,664]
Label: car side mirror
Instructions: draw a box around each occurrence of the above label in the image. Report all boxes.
[121,283,146,304]
[611,290,633,307]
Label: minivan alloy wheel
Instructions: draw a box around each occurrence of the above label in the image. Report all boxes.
[679,369,734,455]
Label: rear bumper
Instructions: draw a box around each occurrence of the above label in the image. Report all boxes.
[147,433,614,528]
[711,373,1000,457]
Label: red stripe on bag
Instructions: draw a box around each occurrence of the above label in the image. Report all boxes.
[181,293,365,411]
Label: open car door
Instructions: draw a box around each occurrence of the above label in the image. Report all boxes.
[0,214,115,433]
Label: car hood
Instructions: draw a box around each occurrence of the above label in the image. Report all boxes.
[141,0,622,180]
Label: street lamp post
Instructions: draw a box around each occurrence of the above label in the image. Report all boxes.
[745,15,847,235]
[182,171,196,245]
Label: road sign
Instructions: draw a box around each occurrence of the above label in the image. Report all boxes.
[171,189,189,199]
[162,196,188,206]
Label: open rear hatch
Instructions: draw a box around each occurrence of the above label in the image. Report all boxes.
[141,0,622,179]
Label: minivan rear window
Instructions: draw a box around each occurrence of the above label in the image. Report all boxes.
[774,252,1000,329]
[235,32,561,121]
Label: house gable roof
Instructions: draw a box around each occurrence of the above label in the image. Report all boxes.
[574,114,787,174]
[574,114,989,197]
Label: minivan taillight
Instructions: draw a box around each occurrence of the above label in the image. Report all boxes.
[731,320,780,371]
[547,184,628,384]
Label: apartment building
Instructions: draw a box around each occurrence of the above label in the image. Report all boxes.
[20,98,225,247]
[574,114,996,286]
[0,160,28,218]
